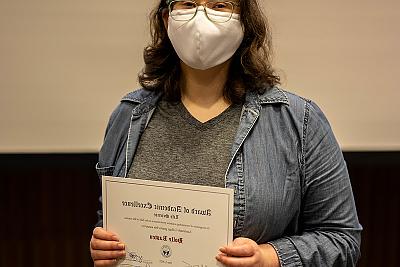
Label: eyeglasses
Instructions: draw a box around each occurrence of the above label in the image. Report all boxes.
[167,0,240,23]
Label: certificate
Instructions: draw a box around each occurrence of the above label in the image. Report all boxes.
[102,176,234,267]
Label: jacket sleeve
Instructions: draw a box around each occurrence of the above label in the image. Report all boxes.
[95,102,135,227]
[268,100,362,266]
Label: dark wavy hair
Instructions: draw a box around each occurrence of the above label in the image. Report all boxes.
[138,0,280,103]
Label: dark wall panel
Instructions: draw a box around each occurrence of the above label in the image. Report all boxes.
[0,152,399,267]
[0,154,100,267]
[344,152,400,267]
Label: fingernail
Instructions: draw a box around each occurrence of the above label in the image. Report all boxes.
[118,243,125,249]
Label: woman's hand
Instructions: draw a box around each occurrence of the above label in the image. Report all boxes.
[216,237,280,267]
[90,227,126,267]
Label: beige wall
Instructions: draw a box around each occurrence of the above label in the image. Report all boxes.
[0,0,399,152]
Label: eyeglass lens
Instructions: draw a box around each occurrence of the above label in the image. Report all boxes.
[169,1,236,22]
[171,1,233,13]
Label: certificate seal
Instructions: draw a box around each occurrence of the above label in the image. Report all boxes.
[160,245,172,258]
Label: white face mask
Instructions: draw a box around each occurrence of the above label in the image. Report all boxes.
[167,7,244,70]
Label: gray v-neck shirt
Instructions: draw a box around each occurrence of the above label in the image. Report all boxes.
[127,98,242,188]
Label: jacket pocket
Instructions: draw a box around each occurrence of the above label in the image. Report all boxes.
[95,162,115,178]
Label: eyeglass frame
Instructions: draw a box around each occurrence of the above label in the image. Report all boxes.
[166,0,241,23]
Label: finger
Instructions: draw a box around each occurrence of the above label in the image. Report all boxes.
[216,253,256,267]
[219,244,254,257]
[93,227,120,241]
[94,259,118,267]
[91,249,126,261]
[91,238,125,251]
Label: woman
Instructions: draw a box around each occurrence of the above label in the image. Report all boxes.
[90,0,362,266]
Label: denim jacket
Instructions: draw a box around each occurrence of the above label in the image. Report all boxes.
[96,86,362,266]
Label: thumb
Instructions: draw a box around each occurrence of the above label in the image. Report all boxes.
[232,237,252,246]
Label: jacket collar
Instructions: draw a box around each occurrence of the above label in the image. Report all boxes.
[121,86,289,108]
[121,89,162,104]
[249,86,289,105]
[121,90,162,115]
